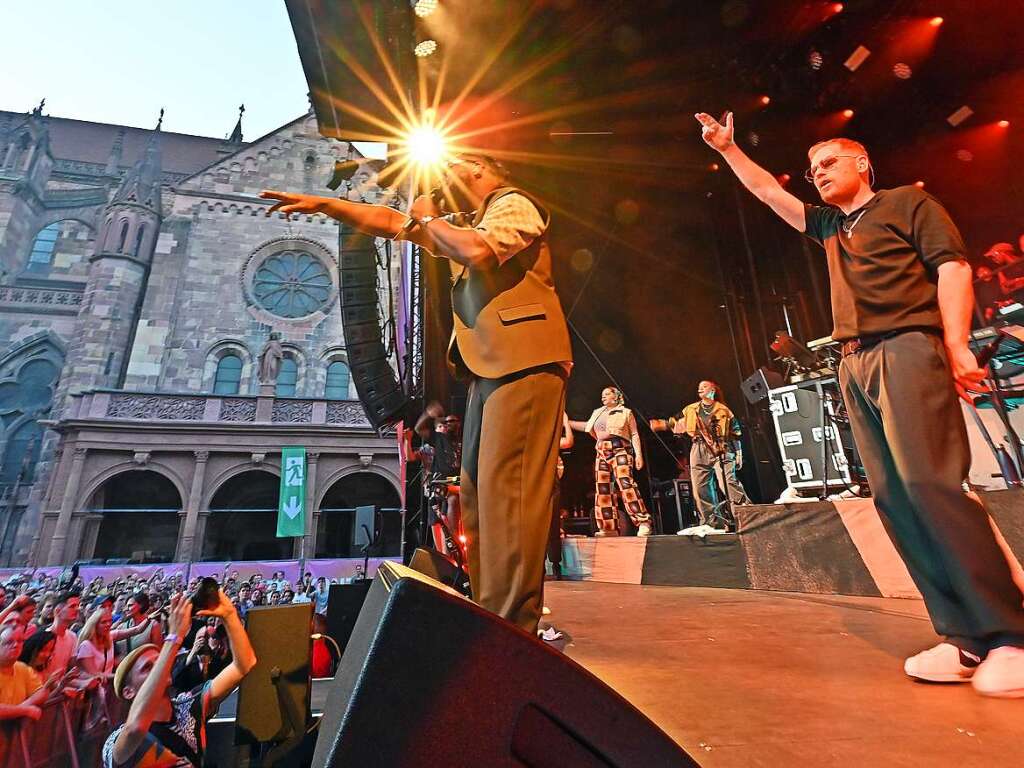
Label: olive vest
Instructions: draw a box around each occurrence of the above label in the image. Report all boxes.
[446,187,572,379]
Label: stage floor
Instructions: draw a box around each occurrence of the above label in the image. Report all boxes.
[543,581,1022,767]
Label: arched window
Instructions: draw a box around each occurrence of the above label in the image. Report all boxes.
[276,357,298,397]
[28,223,60,265]
[213,354,243,394]
[1,421,44,486]
[133,225,146,256]
[117,220,130,252]
[325,361,351,399]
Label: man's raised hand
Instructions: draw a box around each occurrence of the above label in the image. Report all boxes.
[695,111,734,153]
[259,190,323,220]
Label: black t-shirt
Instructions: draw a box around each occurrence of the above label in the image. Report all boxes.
[803,186,966,341]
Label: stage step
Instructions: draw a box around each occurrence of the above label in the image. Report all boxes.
[559,490,1024,599]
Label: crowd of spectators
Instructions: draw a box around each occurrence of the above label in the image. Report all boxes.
[0,562,353,765]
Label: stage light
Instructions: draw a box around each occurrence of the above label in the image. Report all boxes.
[405,125,446,167]
[947,105,973,127]
[842,108,855,119]
[414,39,438,58]
[748,131,760,146]
[709,162,720,172]
[808,50,824,70]
[759,95,771,106]
[914,180,925,188]
[956,149,974,162]
[929,16,943,27]
[414,0,438,18]
[892,63,912,79]
[831,3,844,13]
[998,120,1010,128]
[844,45,871,72]
[778,173,791,185]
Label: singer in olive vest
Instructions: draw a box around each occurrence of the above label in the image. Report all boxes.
[446,186,572,378]
[442,179,572,636]
[259,154,572,636]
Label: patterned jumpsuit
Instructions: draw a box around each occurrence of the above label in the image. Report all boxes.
[589,406,651,534]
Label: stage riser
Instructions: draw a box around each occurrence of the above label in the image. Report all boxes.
[559,490,1024,599]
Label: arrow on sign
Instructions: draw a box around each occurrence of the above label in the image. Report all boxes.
[282,496,302,519]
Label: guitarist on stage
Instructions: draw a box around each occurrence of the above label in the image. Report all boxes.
[651,380,749,532]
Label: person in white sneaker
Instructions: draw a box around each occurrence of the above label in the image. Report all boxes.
[569,388,653,537]
[651,380,750,531]
[696,110,1024,698]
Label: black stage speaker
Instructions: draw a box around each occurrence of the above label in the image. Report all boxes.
[324,581,372,653]
[237,603,313,743]
[741,366,785,404]
[312,562,696,767]
[336,224,409,428]
[408,546,472,597]
[352,504,376,549]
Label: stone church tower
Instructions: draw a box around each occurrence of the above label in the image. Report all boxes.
[56,113,163,402]
[0,102,403,568]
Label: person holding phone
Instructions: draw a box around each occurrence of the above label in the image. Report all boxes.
[103,589,257,767]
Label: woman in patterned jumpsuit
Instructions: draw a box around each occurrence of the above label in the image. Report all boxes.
[569,387,652,537]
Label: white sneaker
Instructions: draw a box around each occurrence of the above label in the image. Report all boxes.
[637,523,652,537]
[538,626,563,642]
[542,606,551,616]
[972,646,1024,698]
[677,525,702,536]
[904,642,980,683]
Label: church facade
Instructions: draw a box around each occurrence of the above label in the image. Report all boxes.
[0,104,403,567]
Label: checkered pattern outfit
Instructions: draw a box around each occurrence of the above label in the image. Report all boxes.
[594,436,650,532]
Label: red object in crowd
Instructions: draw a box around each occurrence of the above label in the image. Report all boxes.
[311,636,334,678]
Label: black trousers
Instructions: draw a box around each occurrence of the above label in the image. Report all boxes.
[840,331,1024,655]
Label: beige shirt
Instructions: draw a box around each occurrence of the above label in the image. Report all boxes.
[475,193,546,265]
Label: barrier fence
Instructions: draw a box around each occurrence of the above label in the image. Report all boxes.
[1,682,125,768]
[0,556,401,586]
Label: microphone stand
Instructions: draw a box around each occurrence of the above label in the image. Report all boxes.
[360,524,374,581]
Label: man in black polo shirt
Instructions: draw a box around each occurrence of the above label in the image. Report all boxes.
[694,109,1024,697]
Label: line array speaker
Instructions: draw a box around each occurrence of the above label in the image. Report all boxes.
[337,223,408,427]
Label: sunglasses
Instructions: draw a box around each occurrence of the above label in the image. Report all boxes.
[803,154,861,183]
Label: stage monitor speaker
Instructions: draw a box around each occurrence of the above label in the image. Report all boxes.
[352,505,376,549]
[312,562,696,767]
[324,581,372,653]
[336,223,409,428]
[237,603,313,744]
[742,366,785,404]
[408,546,472,597]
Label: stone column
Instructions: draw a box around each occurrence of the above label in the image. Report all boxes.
[45,447,87,565]
[194,511,211,561]
[295,452,320,559]
[256,383,275,421]
[176,451,210,562]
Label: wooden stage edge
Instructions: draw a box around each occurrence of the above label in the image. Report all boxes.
[544,581,1022,768]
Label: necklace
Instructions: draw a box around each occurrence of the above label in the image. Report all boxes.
[841,209,866,237]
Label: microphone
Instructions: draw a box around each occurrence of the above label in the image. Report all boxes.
[400,188,446,233]
[976,332,1006,368]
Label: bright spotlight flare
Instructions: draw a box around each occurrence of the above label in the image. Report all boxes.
[406,125,447,168]
[397,111,451,233]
